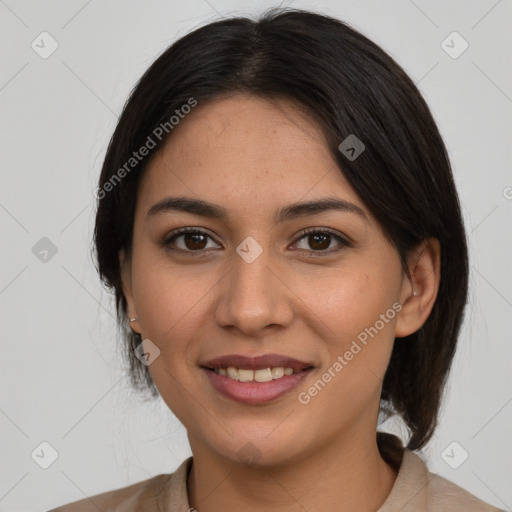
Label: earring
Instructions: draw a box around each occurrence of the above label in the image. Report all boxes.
[412,289,418,297]
[129,317,137,323]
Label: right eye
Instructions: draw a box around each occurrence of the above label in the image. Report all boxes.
[163,227,221,253]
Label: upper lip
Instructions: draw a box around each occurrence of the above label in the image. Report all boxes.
[201,353,314,372]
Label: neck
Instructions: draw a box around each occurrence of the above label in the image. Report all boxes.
[187,429,400,512]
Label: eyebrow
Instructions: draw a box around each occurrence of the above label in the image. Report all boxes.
[147,196,368,224]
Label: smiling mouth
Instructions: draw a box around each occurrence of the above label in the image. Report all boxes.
[199,353,315,404]
[201,363,315,405]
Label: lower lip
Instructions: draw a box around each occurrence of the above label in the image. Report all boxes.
[202,367,313,404]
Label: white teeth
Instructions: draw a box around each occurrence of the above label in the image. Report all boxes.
[226,366,238,380]
[214,366,298,382]
[254,368,273,382]
[238,369,254,382]
[271,367,284,379]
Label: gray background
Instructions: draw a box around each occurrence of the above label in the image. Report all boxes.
[1,0,511,510]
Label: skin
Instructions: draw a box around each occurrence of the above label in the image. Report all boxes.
[120,94,441,512]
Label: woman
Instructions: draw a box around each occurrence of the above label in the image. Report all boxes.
[49,8,503,511]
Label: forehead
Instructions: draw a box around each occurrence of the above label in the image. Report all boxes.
[137,94,365,218]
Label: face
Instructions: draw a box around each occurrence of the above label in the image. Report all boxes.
[121,94,436,467]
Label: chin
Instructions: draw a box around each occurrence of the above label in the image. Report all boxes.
[207,429,310,469]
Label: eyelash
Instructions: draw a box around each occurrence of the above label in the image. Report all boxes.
[162,227,351,257]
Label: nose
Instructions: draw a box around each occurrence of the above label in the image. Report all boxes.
[214,244,294,337]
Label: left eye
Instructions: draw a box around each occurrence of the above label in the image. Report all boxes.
[293,229,348,253]
[163,228,349,255]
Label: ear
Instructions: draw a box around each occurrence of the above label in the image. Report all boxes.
[394,237,441,338]
[119,249,141,334]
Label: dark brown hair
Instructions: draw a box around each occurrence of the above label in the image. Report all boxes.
[93,8,469,451]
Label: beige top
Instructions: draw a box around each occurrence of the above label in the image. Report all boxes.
[48,433,504,511]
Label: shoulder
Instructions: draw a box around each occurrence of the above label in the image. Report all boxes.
[395,449,504,511]
[377,433,504,512]
[45,474,173,512]
[46,457,192,512]
[426,469,505,512]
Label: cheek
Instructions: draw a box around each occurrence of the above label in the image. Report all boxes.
[300,265,398,391]
[130,258,212,356]
[298,265,395,342]
[130,263,209,419]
